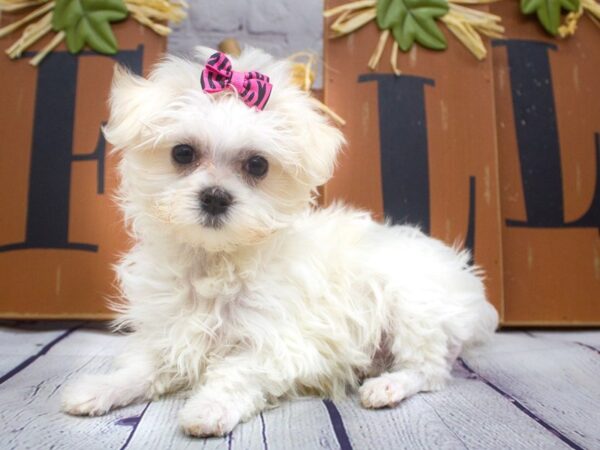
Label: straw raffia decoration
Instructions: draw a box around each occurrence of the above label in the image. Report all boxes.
[0,0,187,66]
[325,0,599,73]
[288,51,346,126]
[325,0,505,73]
[558,0,600,36]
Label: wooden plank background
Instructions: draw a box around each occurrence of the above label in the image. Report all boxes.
[490,3,600,325]
[323,0,600,324]
[323,0,505,315]
[1,322,599,449]
[0,20,163,318]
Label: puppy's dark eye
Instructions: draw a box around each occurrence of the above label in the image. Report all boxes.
[244,155,269,178]
[172,144,196,165]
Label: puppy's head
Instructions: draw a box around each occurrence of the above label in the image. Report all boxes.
[105,47,344,252]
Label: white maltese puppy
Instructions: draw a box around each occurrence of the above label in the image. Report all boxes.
[62,47,498,437]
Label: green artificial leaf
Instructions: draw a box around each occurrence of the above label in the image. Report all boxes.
[520,0,580,36]
[52,0,128,54]
[376,0,449,52]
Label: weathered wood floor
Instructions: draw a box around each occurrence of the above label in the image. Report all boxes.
[0,322,598,450]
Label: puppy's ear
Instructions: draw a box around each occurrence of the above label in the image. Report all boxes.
[103,64,163,152]
[267,59,345,187]
[295,99,346,187]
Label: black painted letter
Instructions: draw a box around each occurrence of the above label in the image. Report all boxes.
[0,46,144,253]
[495,39,600,228]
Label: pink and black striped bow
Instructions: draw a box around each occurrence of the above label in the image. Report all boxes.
[200,52,273,111]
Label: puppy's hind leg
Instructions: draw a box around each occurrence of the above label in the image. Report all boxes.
[359,326,451,409]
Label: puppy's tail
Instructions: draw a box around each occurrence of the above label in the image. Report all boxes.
[465,299,499,349]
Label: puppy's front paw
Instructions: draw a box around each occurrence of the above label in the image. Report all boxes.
[359,375,406,409]
[179,398,241,437]
[61,376,116,417]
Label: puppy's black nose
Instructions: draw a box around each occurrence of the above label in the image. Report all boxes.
[200,187,233,216]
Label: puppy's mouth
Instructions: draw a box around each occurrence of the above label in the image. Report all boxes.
[201,215,226,229]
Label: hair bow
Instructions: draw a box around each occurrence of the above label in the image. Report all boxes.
[200,52,273,111]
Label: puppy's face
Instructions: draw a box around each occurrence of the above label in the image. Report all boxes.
[105,48,343,252]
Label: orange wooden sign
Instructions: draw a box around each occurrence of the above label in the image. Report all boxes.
[323,0,600,325]
[323,0,505,314]
[491,2,600,325]
[0,21,165,318]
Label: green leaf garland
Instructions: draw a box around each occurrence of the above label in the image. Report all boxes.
[521,0,581,35]
[52,0,128,55]
[376,0,450,51]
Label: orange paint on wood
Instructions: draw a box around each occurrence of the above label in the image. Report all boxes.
[0,19,165,318]
[323,0,505,316]
[491,2,600,324]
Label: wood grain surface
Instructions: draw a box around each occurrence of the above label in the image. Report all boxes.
[322,0,505,316]
[0,18,164,318]
[2,323,599,449]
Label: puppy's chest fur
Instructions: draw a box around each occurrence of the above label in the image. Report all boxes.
[135,249,379,393]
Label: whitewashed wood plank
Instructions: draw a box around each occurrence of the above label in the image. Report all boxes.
[70,329,584,450]
[463,331,556,356]
[0,356,30,382]
[4,327,596,449]
[463,332,600,449]
[336,380,569,450]
[228,409,263,450]
[124,391,229,450]
[47,328,124,357]
[263,399,339,449]
[531,331,600,350]
[333,394,467,450]
[0,325,69,356]
[1,326,122,381]
[256,399,339,450]
[0,329,148,450]
[420,363,571,449]
[334,334,578,450]
[125,394,339,449]
[0,323,83,382]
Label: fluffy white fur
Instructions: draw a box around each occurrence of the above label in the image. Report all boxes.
[61,47,498,437]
